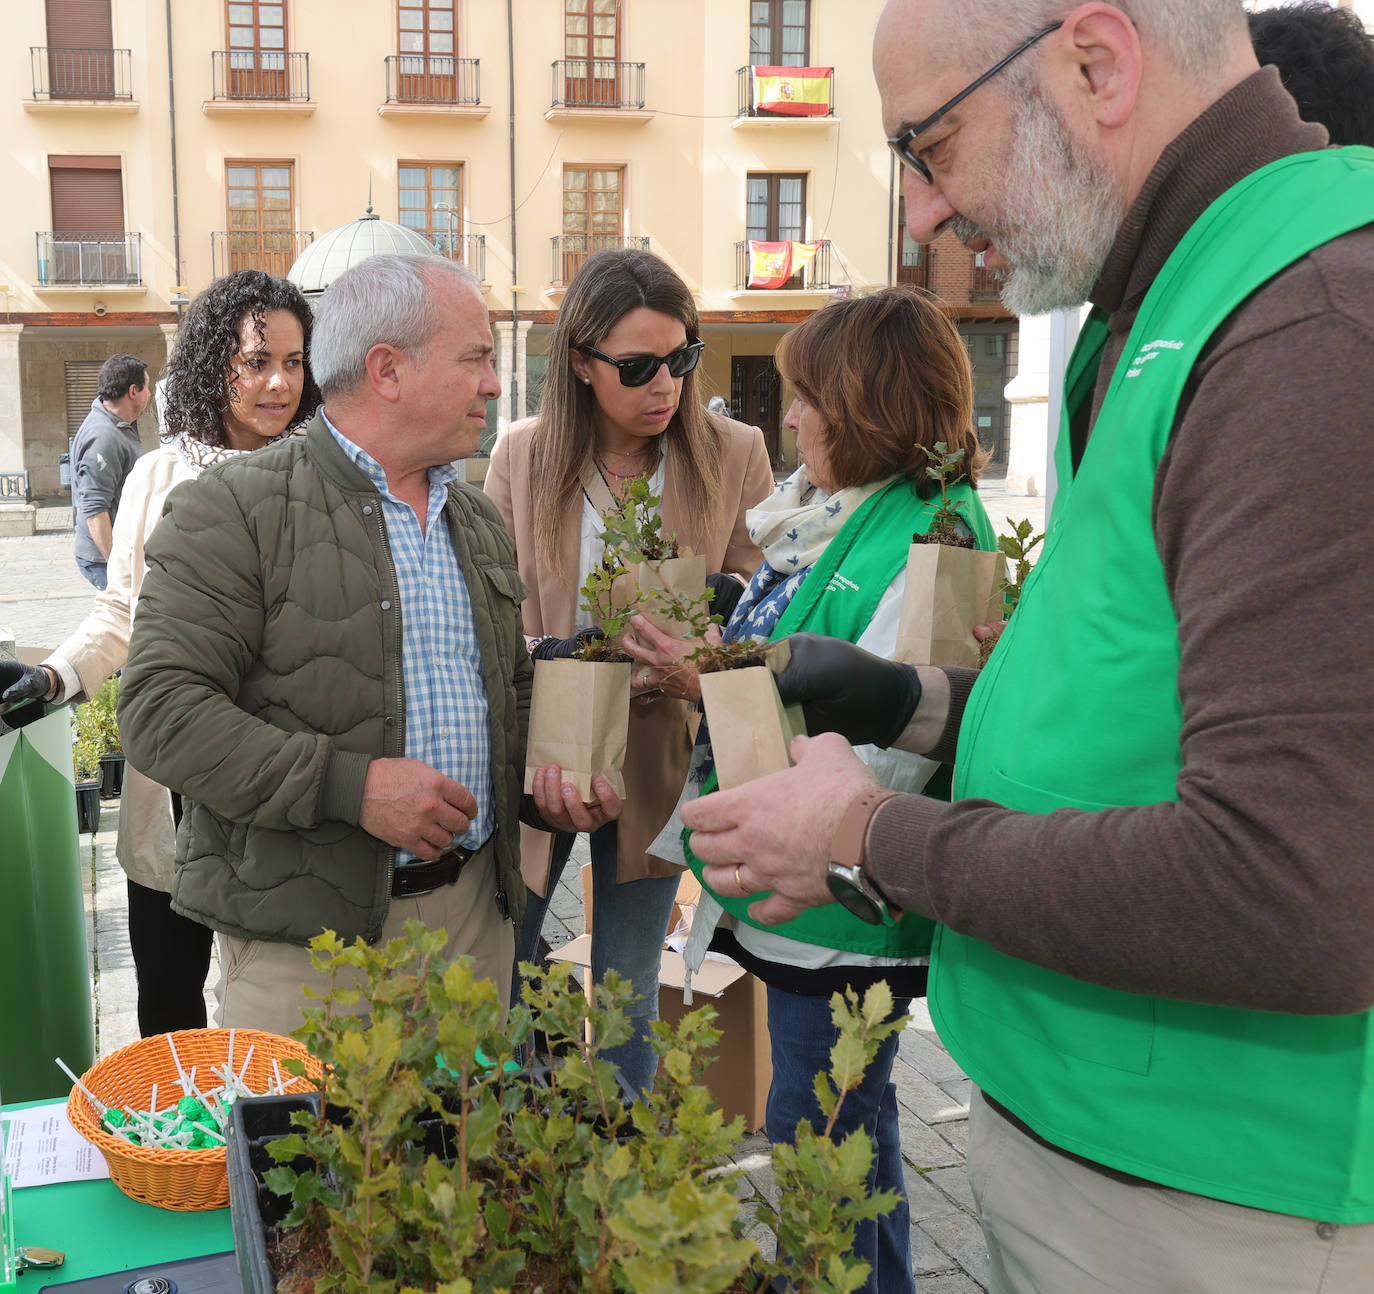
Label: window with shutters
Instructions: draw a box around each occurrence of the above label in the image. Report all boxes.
[396,0,456,101]
[559,166,624,281]
[44,157,132,285]
[65,360,103,451]
[563,0,620,106]
[225,162,297,275]
[750,0,808,66]
[399,163,463,257]
[44,0,115,97]
[226,1,288,98]
[746,173,805,241]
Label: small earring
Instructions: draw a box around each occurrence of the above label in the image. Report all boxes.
[583,377,591,384]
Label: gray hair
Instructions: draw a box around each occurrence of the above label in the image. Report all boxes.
[945,0,1248,86]
[310,253,480,398]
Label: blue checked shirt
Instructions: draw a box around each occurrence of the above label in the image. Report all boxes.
[327,417,494,863]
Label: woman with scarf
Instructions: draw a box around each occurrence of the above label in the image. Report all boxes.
[623,285,996,1294]
[31,270,320,1036]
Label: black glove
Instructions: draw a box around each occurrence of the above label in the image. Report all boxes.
[0,660,54,705]
[706,572,746,623]
[773,633,922,749]
[530,628,605,661]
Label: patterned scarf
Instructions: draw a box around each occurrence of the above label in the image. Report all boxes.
[173,421,306,476]
[728,466,895,644]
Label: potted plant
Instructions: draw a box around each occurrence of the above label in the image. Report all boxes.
[71,726,103,834]
[604,478,708,639]
[978,518,1045,666]
[894,443,1005,668]
[88,675,125,799]
[227,921,900,1294]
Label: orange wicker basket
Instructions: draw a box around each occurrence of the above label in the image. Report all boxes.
[66,1027,322,1211]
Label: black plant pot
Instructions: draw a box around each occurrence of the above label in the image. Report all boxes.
[75,779,101,834]
[99,751,125,799]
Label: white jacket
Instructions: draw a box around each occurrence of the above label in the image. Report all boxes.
[49,444,192,891]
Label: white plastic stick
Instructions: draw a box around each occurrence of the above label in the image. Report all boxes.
[165,1033,191,1096]
[236,1043,256,1091]
[54,1056,109,1117]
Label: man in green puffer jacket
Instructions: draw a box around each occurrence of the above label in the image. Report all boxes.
[119,255,620,1037]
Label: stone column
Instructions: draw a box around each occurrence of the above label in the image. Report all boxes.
[0,325,24,477]
[492,318,533,430]
[1002,312,1051,497]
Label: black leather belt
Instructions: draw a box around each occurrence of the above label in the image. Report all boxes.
[391,843,478,898]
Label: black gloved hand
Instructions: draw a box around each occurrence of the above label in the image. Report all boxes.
[0,660,54,705]
[773,633,922,749]
[706,572,746,624]
[530,628,606,661]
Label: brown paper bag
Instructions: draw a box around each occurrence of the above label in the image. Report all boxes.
[610,552,708,637]
[524,658,631,800]
[894,542,1006,669]
[698,664,807,791]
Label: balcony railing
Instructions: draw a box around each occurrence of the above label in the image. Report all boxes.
[211,230,314,279]
[969,258,1002,301]
[211,50,310,102]
[30,47,132,100]
[735,239,832,291]
[897,247,934,291]
[427,231,486,280]
[736,65,835,117]
[0,472,31,503]
[550,59,645,110]
[552,234,649,285]
[36,232,141,286]
[384,54,480,105]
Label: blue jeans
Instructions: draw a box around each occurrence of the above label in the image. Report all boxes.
[76,557,108,590]
[516,822,680,1095]
[765,984,915,1294]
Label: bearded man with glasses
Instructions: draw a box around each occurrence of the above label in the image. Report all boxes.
[675,2,1374,1290]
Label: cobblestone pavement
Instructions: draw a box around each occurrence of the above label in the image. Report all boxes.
[23,485,1043,1292]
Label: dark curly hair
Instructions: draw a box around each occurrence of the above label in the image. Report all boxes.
[161,270,321,448]
[1250,3,1374,147]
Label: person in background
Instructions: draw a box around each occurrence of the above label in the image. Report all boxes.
[0,270,321,1036]
[70,353,151,590]
[677,0,1374,1289]
[706,394,730,416]
[118,254,615,1037]
[623,286,994,1294]
[1250,1,1374,146]
[484,247,772,1093]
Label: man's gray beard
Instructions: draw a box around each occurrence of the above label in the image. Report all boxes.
[952,90,1126,316]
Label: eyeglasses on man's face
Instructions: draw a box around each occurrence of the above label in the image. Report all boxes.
[887,21,1063,184]
[578,339,705,388]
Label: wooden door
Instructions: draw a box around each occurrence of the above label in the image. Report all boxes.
[732,356,783,464]
[227,0,287,99]
[397,0,455,102]
[561,167,622,281]
[226,163,295,274]
[564,0,619,106]
[749,0,808,66]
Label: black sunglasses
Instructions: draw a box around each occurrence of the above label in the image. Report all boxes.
[887,22,1063,183]
[578,339,705,388]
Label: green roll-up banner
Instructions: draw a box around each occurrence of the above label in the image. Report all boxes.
[0,703,95,1102]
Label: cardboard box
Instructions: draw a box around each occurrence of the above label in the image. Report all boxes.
[546,865,772,1131]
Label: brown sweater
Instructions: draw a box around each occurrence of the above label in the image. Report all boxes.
[869,67,1374,1015]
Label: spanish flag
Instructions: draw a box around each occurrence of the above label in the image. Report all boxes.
[750,65,833,116]
[747,240,821,289]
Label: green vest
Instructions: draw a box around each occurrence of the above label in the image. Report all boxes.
[933,149,1374,1220]
[684,477,996,956]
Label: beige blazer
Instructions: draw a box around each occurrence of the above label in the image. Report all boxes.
[485,414,773,894]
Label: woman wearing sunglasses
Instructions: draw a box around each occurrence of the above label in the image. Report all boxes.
[484,247,773,1092]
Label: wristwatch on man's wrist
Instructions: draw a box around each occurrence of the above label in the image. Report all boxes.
[825,787,901,926]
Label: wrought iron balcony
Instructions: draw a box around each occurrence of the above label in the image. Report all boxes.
[550,59,645,110]
[30,47,132,100]
[428,231,486,280]
[36,232,141,286]
[211,230,314,279]
[211,50,310,102]
[897,246,935,291]
[735,239,832,291]
[552,235,649,285]
[969,258,1002,301]
[384,54,480,105]
[736,65,834,118]
[0,472,31,504]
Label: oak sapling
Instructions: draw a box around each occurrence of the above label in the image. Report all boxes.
[910,441,975,549]
[978,517,1046,666]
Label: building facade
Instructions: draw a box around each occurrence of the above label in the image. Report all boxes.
[3,0,1018,513]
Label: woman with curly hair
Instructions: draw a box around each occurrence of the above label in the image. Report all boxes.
[484,247,773,1092]
[26,269,320,1035]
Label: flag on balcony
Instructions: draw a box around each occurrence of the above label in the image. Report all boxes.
[747,240,821,289]
[750,65,833,116]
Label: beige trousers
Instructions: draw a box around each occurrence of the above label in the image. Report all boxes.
[214,844,514,1038]
[968,1088,1374,1294]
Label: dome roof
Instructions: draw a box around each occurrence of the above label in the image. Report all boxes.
[287,205,438,297]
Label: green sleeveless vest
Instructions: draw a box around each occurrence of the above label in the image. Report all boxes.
[683,477,995,956]
[933,149,1374,1220]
